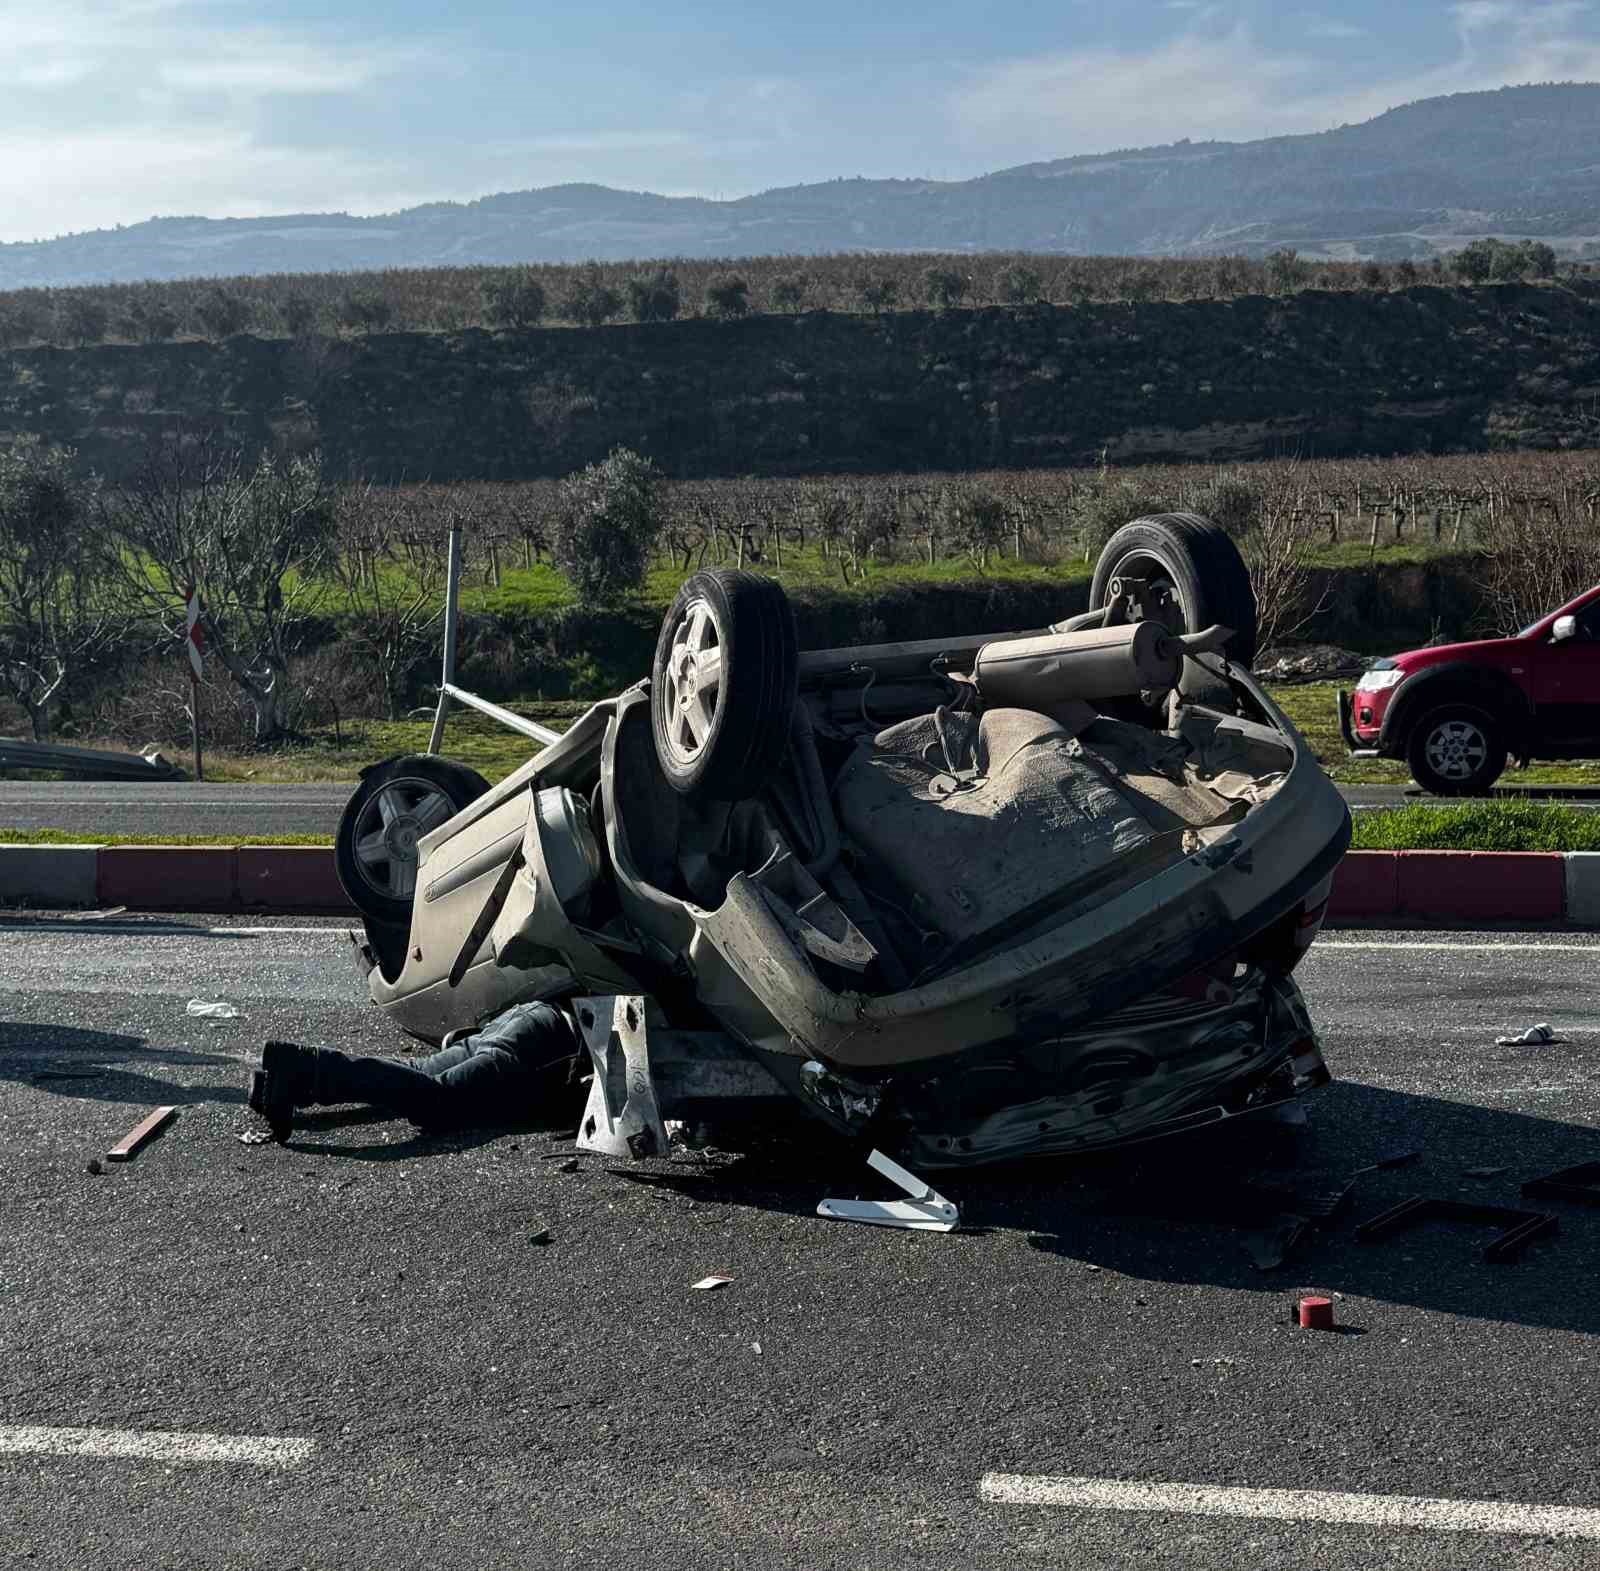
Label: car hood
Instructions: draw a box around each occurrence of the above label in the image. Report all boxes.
[1387,637,1518,672]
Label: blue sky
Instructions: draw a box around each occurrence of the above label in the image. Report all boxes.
[3,0,1599,242]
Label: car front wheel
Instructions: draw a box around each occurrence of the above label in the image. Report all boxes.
[1406,704,1507,795]
[335,754,491,926]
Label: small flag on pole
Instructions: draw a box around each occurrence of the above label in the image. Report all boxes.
[183,587,204,680]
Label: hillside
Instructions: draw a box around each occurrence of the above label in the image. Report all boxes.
[6,280,1599,481]
[6,85,1600,286]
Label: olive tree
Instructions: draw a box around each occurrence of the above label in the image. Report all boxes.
[483,268,547,329]
[553,447,663,605]
[0,442,120,739]
[107,433,336,742]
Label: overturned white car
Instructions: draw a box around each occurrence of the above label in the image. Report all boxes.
[337,514,1350,1167]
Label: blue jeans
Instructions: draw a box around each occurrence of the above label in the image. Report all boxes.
[306,1001,579,1129]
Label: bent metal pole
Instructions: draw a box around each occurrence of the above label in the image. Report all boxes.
[428,522,463,756]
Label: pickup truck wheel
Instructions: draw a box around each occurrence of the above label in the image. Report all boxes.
[1406,705,1507,796]
[335,754,491,925]
[1090,513,1259,677]
[652,570,798,798]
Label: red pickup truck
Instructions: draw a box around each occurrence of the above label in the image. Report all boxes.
[1338,585,1600,794]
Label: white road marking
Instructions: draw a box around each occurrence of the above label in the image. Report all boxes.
[1318,941,1600,952]
[979,1473,1600,1539]
[0,1425,315,1468]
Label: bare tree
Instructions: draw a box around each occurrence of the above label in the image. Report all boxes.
[0,442,122,739]
[327,482,448,719]
[1243,469,1331,654]
[106,432,335,742]
[1478,498,1600,635]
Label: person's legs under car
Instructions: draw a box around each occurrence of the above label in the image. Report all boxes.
[249,1000,580,1140]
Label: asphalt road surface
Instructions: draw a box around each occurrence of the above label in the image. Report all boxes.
[6,780,1600,841]
[4,919,1600,1568]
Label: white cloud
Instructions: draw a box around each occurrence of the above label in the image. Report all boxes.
[0,0,456,240]
[951,2,1600,158]
[0,129,422,240]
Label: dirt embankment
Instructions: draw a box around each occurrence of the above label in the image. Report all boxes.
[5,282,1600,482]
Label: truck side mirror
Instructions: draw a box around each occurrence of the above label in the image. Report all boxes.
[1553,614,1579,643]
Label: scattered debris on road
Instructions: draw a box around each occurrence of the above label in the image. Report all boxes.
[1241,1213,1309,1271]
[1356,1196,1559,1263]
[106,1105,177,1163]
[1296,1295,1336,1330]
[817,1149,961,1232]
[1496,1023,1559,1045]
[1522,1162,1600,1208]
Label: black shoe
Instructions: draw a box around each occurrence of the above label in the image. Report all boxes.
[247,1041,310,1143]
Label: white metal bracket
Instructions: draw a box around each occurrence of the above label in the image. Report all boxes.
[817,1149,960,1232]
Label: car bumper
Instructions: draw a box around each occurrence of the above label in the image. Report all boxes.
[1336,688,1381,757]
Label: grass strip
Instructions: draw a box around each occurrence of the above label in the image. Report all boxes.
[0,829,333,848]
[1351,800,1600,853]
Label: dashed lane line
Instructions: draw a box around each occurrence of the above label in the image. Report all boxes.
[0,1425,315,1468]
[980,1473,1600,1540]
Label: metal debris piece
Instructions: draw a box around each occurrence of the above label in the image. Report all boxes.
[817,1149,960,1232]
[690,1275,733,1290]
[1241,1213,1309,1271]
[1522,1162,1600,1208]
[235,1128,276,1146]
[528,1228,552,1246]
[557,1157,580,1173]
[1496,1023,1558,1046]
[186,999,245,1020]
[85,1158,103,1176]
[107,1105,177,1162]
[1355,1195,1559,1264]
[1464,1165,1511,1179]
[1347,1149,1422,1180]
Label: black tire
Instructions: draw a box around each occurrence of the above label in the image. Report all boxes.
[1405,704,1507,796]
[1089,513,1259,675]
[335,754,491,926]
[651,570,798,799]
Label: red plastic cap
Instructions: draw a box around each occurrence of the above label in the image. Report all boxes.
[1298,1295,1335,1330]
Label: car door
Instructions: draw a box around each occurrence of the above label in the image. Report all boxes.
[1527,601,1600,751]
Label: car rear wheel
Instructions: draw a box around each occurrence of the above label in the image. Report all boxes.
[651,569,798,798]
[1090,513,1259,686]
[1406,704,1507,795]
[335,754,491,926]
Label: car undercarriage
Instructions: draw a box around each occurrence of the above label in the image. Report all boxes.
[339,513,1351,1170]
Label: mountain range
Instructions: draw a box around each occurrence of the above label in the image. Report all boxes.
[7,82,1600,288]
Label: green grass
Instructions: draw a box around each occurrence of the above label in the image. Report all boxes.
[188,703,587,784]
[0,827,333,847]
[1302,539,1466,570]
[1351,800,1600,853]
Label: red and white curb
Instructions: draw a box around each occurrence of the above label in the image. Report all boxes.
[0,844,348,912]
[1327,849,1600,924]
[1,845,1598,922]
